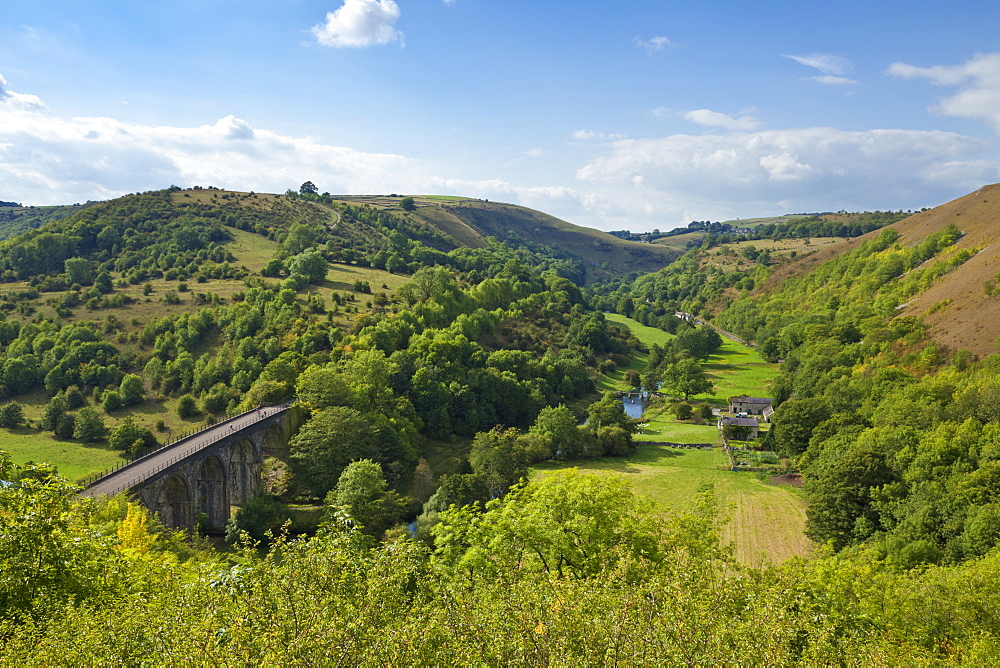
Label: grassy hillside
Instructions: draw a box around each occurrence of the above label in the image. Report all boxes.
[753,182,1000,355]
[331,195,680,281]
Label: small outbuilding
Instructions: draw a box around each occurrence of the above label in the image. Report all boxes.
[718,416,759,440]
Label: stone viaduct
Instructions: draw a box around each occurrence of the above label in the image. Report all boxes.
[81,403,293,532]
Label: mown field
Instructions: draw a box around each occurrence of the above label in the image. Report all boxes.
[558,313,812,564]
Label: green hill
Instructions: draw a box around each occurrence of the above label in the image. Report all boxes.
[328,195,681,281]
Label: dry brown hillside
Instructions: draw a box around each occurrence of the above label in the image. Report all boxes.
[759,183,1000,356]
[894,183,1000,356]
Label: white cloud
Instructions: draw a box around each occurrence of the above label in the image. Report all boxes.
[635,35,674,54]
[312,0,403,48]
[809,75,858,85]
[574,127,999,228]
[683,109,761,131]
[783,53,852,76]
[0,73,46,111]
[572,129,627,141]
[889,52,1000,133]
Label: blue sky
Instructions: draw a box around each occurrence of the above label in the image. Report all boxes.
[2,0,1000,231]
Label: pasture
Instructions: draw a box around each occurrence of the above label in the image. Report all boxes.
[572,311,810,563]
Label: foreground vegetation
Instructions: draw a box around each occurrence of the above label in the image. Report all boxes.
[3,459,999,663]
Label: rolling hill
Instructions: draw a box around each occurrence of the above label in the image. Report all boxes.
[329,194,681,280]
[753,183,1000,356]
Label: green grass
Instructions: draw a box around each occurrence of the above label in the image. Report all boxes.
[1,428,125,483]
[693,338,778,405]
[634,403,718,444]
[597,313,670,391]
[605,313,675,348]
[534,429,813,564]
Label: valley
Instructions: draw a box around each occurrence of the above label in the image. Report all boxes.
[3,182,1000,662]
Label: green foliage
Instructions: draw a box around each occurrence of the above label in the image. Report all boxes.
[72,406,106,443]
[399,197,416,212]
[660,357,713,400]
[287,250,328,284]
[289,406,404,499]
[107,415,157,455]
[177,394,199,419]
[0,401,24,428]
[118,374,145,406]
[225,493,291,545]
[468,427,529,498]
[326,459,406,538]
[433,470,681,579]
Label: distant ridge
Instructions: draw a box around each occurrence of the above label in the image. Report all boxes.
[330,195,681,281]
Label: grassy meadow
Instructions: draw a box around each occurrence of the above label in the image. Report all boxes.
[566,312,811,564]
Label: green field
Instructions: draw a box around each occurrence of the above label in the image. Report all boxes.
[573,313,809,563]
[534,436,813,564]
[1,429,125,483]
[694,337,777,405]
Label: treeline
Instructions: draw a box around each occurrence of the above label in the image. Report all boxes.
[589,250,766,329]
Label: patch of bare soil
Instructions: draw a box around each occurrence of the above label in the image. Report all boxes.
[766,473,802,487]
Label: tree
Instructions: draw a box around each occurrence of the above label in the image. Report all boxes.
[299,181,318,195]
[295,366,353,410]
[40,395,68,432]
[119,374,145,406]
[108,415,157,456]
[0,401,24,428]
[177,394,199,419]
[64,257,94,285]
[73,406,106,443]
[326,459,406,538]
[433,469,668,579]
[806,448,896,550]
[225,493,291,545]
[660,358,713,400]
[771,397,831,458]
[530,404,582,459]
[400,197,416,212]
[94,271,113,294]
[287,250,328,284]
[100,390,123,413]
[586,393,632,432]
[469,427,529,498]
[289,406,396,498]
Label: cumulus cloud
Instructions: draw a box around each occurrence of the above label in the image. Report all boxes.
[683,109,761,131]
[889,52,1000,133]
[0,105,433,204]
[0,73,46,111]
[312,0,403,48]
[575,127,999,227]
[635,35,674,54]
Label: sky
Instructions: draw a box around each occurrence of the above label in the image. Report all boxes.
[2,1,1000,232]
